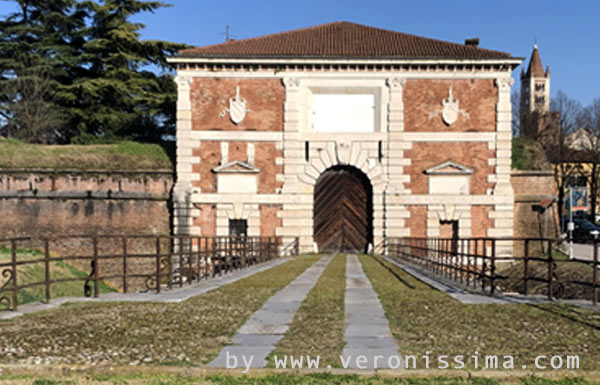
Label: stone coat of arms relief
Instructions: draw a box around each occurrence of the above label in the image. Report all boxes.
[219,86,251,124]
[429,87,470,125]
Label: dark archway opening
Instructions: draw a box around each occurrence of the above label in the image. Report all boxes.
[313,165,373,253]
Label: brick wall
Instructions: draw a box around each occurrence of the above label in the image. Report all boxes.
[260,204,282,237]
[193,141,282,194]
[511,170,559,243]
[471,205,494,238]
[404,142,495,194]
[406,205,427,238]
[190,78,284,132]
[403,79,497,132]
[0,170,172,238]
[0,169,173,292]
[194,204,216,237]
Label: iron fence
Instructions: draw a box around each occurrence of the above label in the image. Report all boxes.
[386,237,599,305]
[0,235,295,311]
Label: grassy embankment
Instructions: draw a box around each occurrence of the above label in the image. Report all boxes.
[497,249,598,301]
[511,137,551,171]
[0,138,171,170]
[0,246,115,306]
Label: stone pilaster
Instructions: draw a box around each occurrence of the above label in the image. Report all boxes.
[385,77,410,243]
[489,77,515,252]
[173,74,200,236]
[279,77,312,251]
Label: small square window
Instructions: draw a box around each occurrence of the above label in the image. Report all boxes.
[229,219,247,237]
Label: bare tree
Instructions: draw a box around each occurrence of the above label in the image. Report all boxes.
[511,89,521,136]
[513,88,554,143]
[545,91,583,223]
[0,64,64,143]
[579,98,600,221]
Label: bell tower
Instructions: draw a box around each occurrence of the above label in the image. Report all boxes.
[520,44,551,139]
[520,44,550,118]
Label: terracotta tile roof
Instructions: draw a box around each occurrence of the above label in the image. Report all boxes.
[526,45,547,77]
[178,22,512,60]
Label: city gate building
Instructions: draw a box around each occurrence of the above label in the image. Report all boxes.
[168,22,523,254]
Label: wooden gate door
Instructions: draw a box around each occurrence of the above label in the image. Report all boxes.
[313,167,372,253]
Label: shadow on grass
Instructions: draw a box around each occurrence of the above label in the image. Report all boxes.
[367,254,416,290]
[528,303,600,332]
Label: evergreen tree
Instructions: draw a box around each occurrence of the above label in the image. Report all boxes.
[68,0,183,143]
[0,0,88,142]
[0,0,184,143]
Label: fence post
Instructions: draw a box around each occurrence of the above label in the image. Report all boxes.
[547,240,553,300]
[44,239,50,304]
[179,237,185,287]
[481,240,487,292]
[524,239,529,296]
[11,240,18,311]
[466,240,472,287]
[91,237,99,298]
[490,239,496,295]
[122,237,128,294]
[593,241,598,306]
[168,238,173,289]
[444,239,449,279]
[473,239,478,285]
[435,239,440,275]
[459,240,464,285]
[196,237,201,279]
[155,237,161,294]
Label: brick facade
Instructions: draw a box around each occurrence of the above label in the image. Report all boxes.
[403,79,497,132]
[190,78,284,132]
[170,23,522,254]
[404,142,495,195]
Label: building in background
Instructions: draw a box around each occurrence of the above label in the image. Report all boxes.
[520,44,550,118]
[168,22,522,254]
[519,44,557,143]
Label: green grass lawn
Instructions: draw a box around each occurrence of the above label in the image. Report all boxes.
[0,255,322,366]
[0,373,598,385]
[359,255,600,370]
[0,246,115,307]
[267,253,346,367]
[0,138,171,170]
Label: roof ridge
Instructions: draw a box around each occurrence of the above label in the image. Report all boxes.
[179,21,350,54]
[178,21,513,59]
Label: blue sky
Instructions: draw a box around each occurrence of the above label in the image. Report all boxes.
[1,0,598,105]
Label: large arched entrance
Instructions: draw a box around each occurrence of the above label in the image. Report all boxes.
[313,165,373,253]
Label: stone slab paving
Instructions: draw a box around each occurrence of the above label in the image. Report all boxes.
[0,258,290,321]
[209,255,333,369]
[342,254,402,369]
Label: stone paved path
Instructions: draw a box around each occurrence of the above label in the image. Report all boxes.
[0,258,289,320]
[209,255,333,369]
[342,254,402,369]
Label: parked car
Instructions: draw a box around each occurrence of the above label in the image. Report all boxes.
[563,218,600,243]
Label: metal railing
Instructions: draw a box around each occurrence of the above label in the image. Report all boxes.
[0,235,293,311]
[387,237,600,305]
